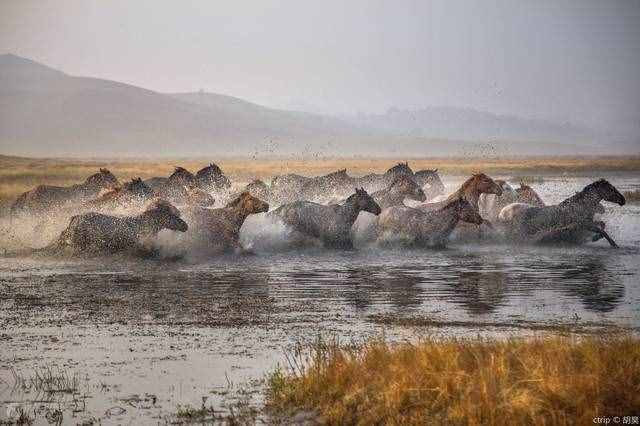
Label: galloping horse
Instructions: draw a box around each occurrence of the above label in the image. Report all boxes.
[12,168,119,216]
[506,179,625,247]
[181,192,269,254]
[42,199,188,256]
[272,187,381,249]
[418,173,503,213]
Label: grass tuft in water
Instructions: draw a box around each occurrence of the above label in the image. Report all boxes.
[266,335,640,425]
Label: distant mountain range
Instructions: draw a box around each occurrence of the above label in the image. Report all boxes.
[0,54,636,157]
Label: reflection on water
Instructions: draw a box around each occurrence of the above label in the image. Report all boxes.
[1,243,637,328]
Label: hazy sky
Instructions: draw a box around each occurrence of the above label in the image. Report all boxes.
[2,0,639,133]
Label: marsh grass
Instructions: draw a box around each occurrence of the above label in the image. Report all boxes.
[1,154,638,202]
[10,366,80,394]
[266,335,640,425]
[623,190,640,203]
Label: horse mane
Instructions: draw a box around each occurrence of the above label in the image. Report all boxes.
[560,179,609,206]
[386,162,413,175]
[445,174,484,202]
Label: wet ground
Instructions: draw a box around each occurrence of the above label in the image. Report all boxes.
[1,173,639,424]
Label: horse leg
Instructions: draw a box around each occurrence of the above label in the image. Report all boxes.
[585,223,618,248]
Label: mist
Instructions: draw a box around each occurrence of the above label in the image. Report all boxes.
[1,0,639,157]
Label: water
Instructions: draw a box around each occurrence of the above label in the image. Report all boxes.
[0,174,639,424]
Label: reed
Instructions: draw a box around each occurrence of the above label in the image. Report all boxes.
[266,335,640,425]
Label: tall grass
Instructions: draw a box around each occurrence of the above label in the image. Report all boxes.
[266,335,640,425]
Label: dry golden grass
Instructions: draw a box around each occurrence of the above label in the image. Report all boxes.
[624,190,640,203]
[266,335,640,425]
[0,155,638,202]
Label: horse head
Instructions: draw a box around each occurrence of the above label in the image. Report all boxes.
[590,179,625,206]
[470,173,503,196]
[414,169,445,197]
[348,187,381,215]
[389,176,426,202]
[515,184,544,207]
[195,163,231,189]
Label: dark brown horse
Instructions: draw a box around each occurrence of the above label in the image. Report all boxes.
[508,179,625,247]
[42,199,187,256]
[11,168,119,216]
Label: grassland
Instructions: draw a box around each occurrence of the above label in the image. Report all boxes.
[266,335,640,425]
[0,154,638,202]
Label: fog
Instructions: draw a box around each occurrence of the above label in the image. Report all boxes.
[1,0,639,156]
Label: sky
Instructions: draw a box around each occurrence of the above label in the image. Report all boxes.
[1,0,639,135]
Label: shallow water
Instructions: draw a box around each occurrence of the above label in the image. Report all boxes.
[1,173,639,424]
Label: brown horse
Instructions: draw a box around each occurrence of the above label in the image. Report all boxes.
[181,192,269,254]
[41,199,187,256]
[418,173,503,213]
[376,198,484,248]
[11,168,119,216]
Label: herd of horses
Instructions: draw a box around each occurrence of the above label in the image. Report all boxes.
[7,161,626,256]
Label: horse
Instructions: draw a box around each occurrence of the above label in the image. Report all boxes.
[506,179,625,247]
[83,177,156,211]
[11,168,119,216]
[300,169,356,201]
[269,173,311,204]
[376,198,484,248]
[144,167,197,204]
[180,192,269,254]
[478,180,524,221]
[40,199,188,256]
[368,175,427,209]
[271,187,381,249]
[243,179,271,201]
[418,173,503,213]
[413,169,445,201]
[356,162,415,193]
[195,163,231,191]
